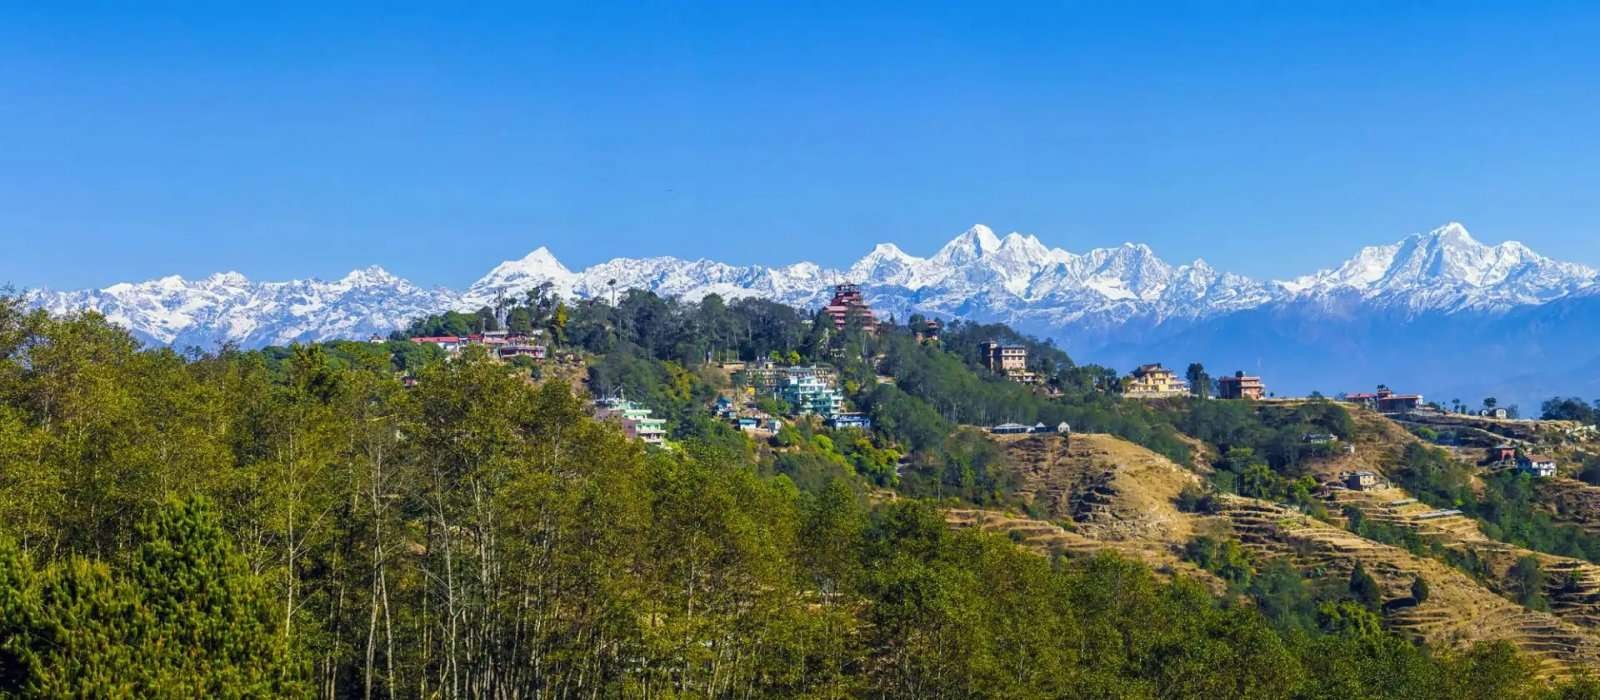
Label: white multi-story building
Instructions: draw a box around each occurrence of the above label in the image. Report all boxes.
[779,375,844,417]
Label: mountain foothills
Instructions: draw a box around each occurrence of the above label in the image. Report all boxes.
[11,290,1600,698]
[25,222,1600,408]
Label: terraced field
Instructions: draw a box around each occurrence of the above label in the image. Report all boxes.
[944,428,1600,679]
[941,507,1219,588]
[1536,477,1600,535]
[1216,495,1600,679]
[995,432,1201,543]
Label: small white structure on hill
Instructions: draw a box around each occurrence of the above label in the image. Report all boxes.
[1517,454,1557,478]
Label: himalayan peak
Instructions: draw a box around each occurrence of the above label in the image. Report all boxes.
[24,222,1598,350]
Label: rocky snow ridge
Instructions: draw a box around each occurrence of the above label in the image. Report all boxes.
[29,266,453,348]
[1276,222,1597,312]
[25,222,1599,348]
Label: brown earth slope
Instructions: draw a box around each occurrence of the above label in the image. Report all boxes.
[943,430,1600,679]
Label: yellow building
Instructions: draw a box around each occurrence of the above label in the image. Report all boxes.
[1124,363,1188,398]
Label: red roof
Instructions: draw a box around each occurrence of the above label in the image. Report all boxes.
[412,336,462,343]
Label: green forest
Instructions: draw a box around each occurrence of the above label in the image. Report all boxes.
[2,294,1598,699]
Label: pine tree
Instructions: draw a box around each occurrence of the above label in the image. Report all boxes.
[1411,575,1431,605]
[0,498,305,697]
[1349,562,1382,611]
[130,496,307,696]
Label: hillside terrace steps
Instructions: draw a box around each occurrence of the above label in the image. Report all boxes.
[1206,494,1600,676]
[941,507,1236,601]
[1326,486,1487,541]
[942,508,1190,566]
[993,432,1202,543]
[1319,474,1600,641]
[976,428,1600,677]
[1277,407,1600,676]
[1322,472,1600,634]
[1536,478,1600,535]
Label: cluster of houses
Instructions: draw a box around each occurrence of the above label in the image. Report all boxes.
[1344,449,1560,494]
[1343,385,1424,413]
[736,363,847,413]
[1112,363,1272,400]
[725,360,872,431]
[739,362,836,394]
[409,329,548,362]
[1101,364,1446,410]
[713,396,784,435]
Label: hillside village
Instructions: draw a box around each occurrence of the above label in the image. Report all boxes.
[405,283,1600,646]
[393,281,1599,490]
[397,282,1594,495]
[79,274,1600,686]
[14,280,1600,694]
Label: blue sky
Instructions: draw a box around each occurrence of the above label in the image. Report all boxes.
[4,2,1600,290]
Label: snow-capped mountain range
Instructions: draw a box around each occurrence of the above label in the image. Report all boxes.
[28,221,1600,408]
[26,222,1598,351]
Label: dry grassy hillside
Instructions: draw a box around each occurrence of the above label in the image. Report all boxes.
[943,428,1600,679]
[995,432,1201,542]
[947,432,1220,589]
[1536,478,1600,534]
[1214,494,1600,679]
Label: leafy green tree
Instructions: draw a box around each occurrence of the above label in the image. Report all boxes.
[1509,555,1548,610]
[1317,600,1383,638]
[1441,641,1544,700]
[1183,536,1254,587]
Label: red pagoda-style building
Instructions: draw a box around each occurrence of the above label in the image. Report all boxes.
[823,283,877,332]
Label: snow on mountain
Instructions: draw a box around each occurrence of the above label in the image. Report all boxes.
[929,224,1003,267]
[561,257,834,307]
[1279,222,1598,313]
[460,247,574,308]
[24,222,1600,351]
[29,266,454,348]
[847,243,931,288]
